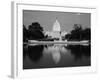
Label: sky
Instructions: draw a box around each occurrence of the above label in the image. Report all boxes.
[23,10,91,32]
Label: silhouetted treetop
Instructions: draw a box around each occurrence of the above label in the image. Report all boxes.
[29,22,43,31]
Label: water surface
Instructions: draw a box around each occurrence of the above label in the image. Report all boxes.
[23,44,91,69]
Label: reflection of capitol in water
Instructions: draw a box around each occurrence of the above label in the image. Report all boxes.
[43,45,70,64]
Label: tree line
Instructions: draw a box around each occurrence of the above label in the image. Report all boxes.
[65,24,91,41]
[23,22,91,42]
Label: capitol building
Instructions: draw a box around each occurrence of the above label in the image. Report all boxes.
[44,19,67,41]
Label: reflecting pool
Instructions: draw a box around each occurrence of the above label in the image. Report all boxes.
[23,44,91,69]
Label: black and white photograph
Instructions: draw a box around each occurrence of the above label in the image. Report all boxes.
[23,10,91,69]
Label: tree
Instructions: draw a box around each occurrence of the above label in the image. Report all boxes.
[65,24,91,41]
[28,22,45,40]
[70,24,83,41]
[23,25,28,42]
[65,33,71,41]
[81,28,91,40]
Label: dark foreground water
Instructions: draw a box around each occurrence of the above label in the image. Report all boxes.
[23,44,91,69]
